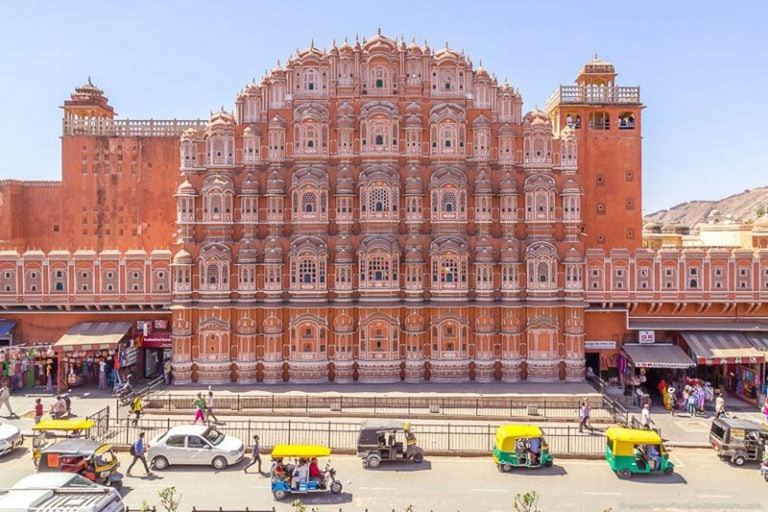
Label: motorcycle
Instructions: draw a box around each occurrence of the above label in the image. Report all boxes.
[761,460,768,482]
[115,382,134,406]
[60,390,73,418]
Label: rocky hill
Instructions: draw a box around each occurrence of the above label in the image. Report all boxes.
[644,187,768,227]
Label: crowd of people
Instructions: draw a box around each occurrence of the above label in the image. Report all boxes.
[271,456,325,489]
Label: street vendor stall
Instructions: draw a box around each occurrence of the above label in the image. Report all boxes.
[0,344,56,390]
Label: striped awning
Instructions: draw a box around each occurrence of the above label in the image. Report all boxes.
[745,333,768,354]
[680,331,765,365]
[54,322,132,352]
[621,343,695,369]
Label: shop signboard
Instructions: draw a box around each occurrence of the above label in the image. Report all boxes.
[123,346,138,366]
[585,340,616,350]
[638,330,655,344]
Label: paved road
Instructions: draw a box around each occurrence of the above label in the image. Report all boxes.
[1,448,765,511]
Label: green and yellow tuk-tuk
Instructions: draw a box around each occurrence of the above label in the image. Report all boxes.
[31,419,95,467]
[37,439,123,490]
[269,445,342,500]
[605,427,674,479]
[492,425,553,471]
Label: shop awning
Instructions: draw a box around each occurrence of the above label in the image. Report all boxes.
[54,322,132,352]
[628,317,768,331]
[680,331,765,365]
[0,320,16,338]
[745,333,768,354]
[621,343,695,369]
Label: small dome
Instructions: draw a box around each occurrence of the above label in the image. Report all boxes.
[237,241,258,263]
[500,238,520,262]
[473,169,493,195]
[524,109,549,125]
[335,167,355,195]
[405,236,425,263]
[209,109,235,128]
[240,173,260,195]
[266,170,286,194]
[643,222,662,233]
[561,178,581,194]
[752,215,768,232]
[499,172,518,194]
[475,63,489,79]
[176,180,196,196]
[263,237,284,263]
[173,249,193,265]
[661,221,682,234]
[405,170,424,195]
[564,246,582,263]
[334,241,354,263]
[181,128,199,142]
[474,236,495,262]
[243,124,261,137]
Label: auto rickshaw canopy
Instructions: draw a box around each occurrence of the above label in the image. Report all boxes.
[606,428,664,457]
[39,439,104,458]
[270,444,332,459]
[32,419,95,432]
[495,425,545,452]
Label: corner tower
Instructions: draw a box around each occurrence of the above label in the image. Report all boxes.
[545,56,643,250]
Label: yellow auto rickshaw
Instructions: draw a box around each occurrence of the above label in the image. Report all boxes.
[269,445,342,500]
[31,419,95,467]
[605,427,674,479]
[37,438,123,489]
[492,425,553,471]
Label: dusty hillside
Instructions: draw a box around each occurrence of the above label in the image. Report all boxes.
[645,187,768,227]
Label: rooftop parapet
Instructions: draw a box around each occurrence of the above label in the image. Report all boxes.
[545,85,641,112]
[63,118,207,137]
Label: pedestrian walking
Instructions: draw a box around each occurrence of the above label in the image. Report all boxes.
[715,393,726,419]
[206,391,219,424]
[687,391,697,417]
[243,435,262,474]
[0,383,14,417]
[579,398,592,433]
[641,403,653,429]
[763,396,768,423]
[127,432,152,476]
[668,386,677,417]
[50,395,67,419]
[130,395,143,426]
[192,392,206,424]
[45,361,53,392]
[34,398,43,424]
[98,359,107,390]
[163,359,172,385]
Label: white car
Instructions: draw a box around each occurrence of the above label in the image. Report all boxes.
[0,473,124,512]
[148,425,244,470]
[0,423,22,457]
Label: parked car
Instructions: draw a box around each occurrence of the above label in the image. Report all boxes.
[0,423,23,457]
[0,473,124,512]
[148,425,244,470]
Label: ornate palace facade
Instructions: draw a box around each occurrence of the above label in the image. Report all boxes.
[2,32,767,386]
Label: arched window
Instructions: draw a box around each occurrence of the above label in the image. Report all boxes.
[299,259,316,283]
[442,191,456,213]
[375,135,384,145]
[302,192,317,213]
[537,262,549,283]
[207,263,219,285]
[370,188,389,212]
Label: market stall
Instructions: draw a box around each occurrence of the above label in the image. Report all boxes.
[0,343,56,390]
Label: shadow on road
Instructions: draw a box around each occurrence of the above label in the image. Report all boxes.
[364,460,433,472]
[0,446,30,463]
[280,491,354,505]
[619,472,687,485]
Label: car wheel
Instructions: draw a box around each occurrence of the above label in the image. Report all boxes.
[152,456,169,471]
[663,467,674,475]
[366,455,381,468]
[212,456,228,470]
[273,489,286,500]
[413,452,424,464]
[330,481,342,494]
[501,463,513,473]
[617,468,632,479]
[733,455,746,466]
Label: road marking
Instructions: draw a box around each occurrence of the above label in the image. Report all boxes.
[359,486,397,491]
[699,495,732,499]
[582,491,622,496]
[470,489,512,493]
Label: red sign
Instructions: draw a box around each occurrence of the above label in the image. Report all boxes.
[142,333,172,349]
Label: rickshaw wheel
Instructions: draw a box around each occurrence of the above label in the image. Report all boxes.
[330,481,342,494]
[663,467,674,475]
[544,459,553,468]
[366,454,381,468]
[500,463,513,473]
[111,479,123,491]
[273,489,287,500]
[732,455,746,466]
[617,468,632,479]
[413,452,424,464]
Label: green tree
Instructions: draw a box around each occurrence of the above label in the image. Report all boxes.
[513,490,541,512]
[756,206,766,218]
[157,486,181,512]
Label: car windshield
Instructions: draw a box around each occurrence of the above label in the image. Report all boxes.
[63,475,97,488]
[203,428,225,446]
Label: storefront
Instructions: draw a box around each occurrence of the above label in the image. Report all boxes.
[0,320,17,348]
[620,342,696,403]
[53,322,134,392]
[678,331,765,405]
[0,343,56,389]
[135,320,172,379]
[744,333,768,406]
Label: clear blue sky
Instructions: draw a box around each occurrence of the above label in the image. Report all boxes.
[0,0,766,214]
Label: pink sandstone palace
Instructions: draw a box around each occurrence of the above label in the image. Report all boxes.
[1,32,767,391]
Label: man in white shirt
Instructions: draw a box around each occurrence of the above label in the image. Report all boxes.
[641,403,653,430]
[715,393,726,418]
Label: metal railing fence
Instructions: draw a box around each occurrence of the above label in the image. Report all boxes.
[91,415,605,456]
